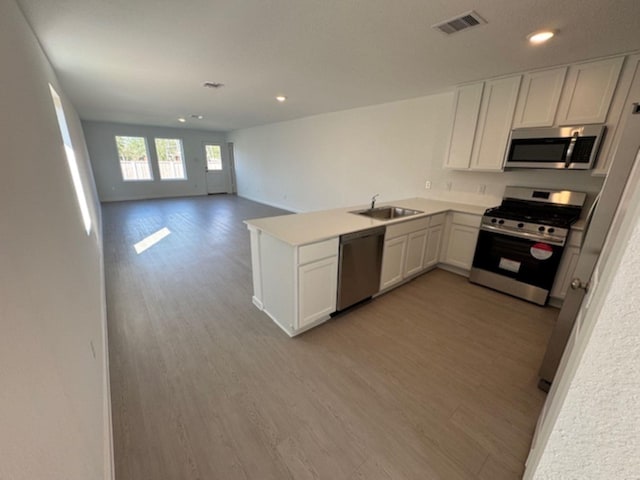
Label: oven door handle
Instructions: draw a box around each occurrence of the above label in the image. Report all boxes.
[480,224,566,246]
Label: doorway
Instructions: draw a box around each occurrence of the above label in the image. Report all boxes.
[204,143,230,194]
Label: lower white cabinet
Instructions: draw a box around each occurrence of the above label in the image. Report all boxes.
[441,213,481,272]
[404,230,428,277]
[248,228,339,336]
[380,235,408,290]
[423,225,443,270]
[298,256,338,328]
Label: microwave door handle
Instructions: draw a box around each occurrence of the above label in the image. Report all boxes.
[564,133,579,168]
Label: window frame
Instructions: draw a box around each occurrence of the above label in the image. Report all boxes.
[155,137,188,181]
[115,135,154,182]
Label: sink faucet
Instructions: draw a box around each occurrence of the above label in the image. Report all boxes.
[371,193,379,209]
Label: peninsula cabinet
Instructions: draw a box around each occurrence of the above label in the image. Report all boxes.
[248,227,338,337]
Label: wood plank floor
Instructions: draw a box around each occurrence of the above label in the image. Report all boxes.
[102,194,557,480]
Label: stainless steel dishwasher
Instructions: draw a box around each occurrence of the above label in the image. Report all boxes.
[336,226,386,311]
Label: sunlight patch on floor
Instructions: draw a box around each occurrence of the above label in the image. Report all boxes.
[134,227,171,254]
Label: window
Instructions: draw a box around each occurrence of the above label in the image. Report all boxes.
[205,144,223,171]
[115,136,153,181]
[49,84,92,235]
[155,138,187,180]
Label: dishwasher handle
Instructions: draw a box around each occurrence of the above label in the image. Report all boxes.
[340,226,386,244]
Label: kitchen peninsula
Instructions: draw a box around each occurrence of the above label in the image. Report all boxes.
[245,198,489,336]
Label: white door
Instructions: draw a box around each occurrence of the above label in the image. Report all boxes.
[204,143,228,194]
[525,107,640,478]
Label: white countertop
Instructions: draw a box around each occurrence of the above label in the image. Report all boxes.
[245,197,491,246]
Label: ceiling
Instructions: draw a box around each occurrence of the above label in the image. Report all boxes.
[17,0,640,132]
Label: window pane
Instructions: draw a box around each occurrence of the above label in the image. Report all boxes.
[155,138,187,180]
[115,136,153,181]
[205,144,222,171]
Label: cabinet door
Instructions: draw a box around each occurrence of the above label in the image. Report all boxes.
[470,75,522,171]
[298,257,338,328]
[423,225,443,270]
[444,83,484,169]
[592,54,640,175]
[404,229,427,277]
[513,67,567,128]
[443,224,479,271]
[556,57,624,125]
[380,236,407,290]
[550,247,580,300]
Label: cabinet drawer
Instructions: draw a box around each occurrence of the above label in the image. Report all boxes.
[385,217,429,239]
[451,212,482,228]
[298,238,338,265]
[429,213,446,226]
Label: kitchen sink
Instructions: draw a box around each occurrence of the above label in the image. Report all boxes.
[351,206,423,220]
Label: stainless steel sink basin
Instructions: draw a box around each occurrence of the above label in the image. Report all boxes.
[351,206,423,220]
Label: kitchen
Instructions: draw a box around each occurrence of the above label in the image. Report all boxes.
[4,0,640,479]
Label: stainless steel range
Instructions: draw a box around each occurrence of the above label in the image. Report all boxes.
[469,187,586,305]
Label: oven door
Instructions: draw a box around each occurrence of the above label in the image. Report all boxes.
[470,228,565,304]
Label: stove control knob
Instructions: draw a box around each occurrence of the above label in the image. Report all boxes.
[491,218,497,224]
[517,223,524,228]
[538,226,546,232]
[548,227,555,234]
[498,219,505,225]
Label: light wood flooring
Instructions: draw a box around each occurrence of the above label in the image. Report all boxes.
[102,194,557,480]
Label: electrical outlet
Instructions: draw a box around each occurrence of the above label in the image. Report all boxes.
[478,184,486,194]
[424,180,432,190]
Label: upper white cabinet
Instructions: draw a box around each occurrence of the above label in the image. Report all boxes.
[556,57,624,125]
[470,75,522,171]
[444,83,484,169]
[513,67,567,128]
[593,54,640,175]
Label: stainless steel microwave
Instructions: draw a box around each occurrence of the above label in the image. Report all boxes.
[504,125,606,170]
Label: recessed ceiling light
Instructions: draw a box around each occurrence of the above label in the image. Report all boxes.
[191,114,204,120]
[276,95,287,102]
[177,117,186,123]
[528,30,555,44]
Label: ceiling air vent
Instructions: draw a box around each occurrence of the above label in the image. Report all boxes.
[433,11,486,35]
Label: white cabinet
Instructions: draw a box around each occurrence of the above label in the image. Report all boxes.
[298,256,338,328]
[422,213,445,270]
[380,236,408,290]
[512,67,567,128]
[470,75,522,171]
[556,57,624,125]
[380,216,430,291]
[442,213,481,272]
[405,230,428,277]
[444,82,484,169]
[247,229,339,337]
[593,54,640,175]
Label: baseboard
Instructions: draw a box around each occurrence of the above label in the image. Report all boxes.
[236,193,299,213]
[99,192,208,203]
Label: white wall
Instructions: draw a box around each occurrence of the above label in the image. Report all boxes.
[229,93,604,213]
[0,1,111,479]
[83,121,228,202]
